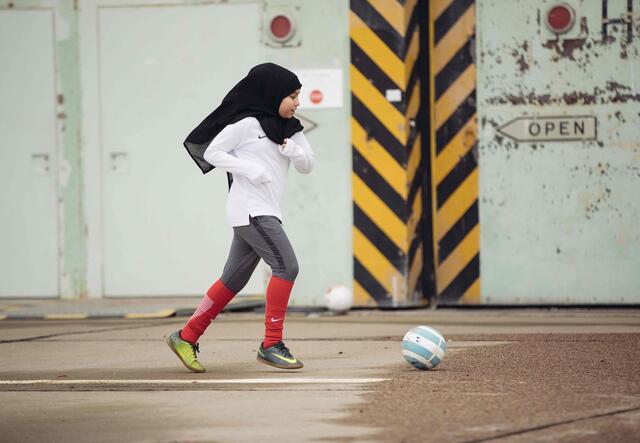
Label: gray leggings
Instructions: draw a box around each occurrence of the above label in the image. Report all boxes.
[220,216,299,294]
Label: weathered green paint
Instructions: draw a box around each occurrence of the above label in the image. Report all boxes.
[5,0,44,7]
[477,0,640,303]
[263,0,353,305]
[7,0,87,298]
[57,0,87,298]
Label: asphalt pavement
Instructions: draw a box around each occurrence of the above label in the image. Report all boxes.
[0,309,639,442]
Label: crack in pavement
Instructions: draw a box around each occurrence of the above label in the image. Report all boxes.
[463,405,640,442]
[0,322,167,344]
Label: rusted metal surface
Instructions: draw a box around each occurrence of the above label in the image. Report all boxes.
[482,1,639,106]
[477,0,640,304]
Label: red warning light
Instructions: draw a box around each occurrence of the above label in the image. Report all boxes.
[546,3,575,34]
[270,15,294,41]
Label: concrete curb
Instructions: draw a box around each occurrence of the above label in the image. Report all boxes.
[0,300,265,321]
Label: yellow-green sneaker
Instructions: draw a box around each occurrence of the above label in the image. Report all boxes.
[166,330,205,373]
[257,341,303,369]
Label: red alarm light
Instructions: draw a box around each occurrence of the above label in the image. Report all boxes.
[546,3,575,34]
[270,14,294,42]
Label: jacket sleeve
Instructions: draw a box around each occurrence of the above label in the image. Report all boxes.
[203,119,267,181]
[281,132,315,174]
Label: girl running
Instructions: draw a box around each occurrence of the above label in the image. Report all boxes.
[167,63,314,372]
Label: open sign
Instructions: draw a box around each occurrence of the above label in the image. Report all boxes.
[498,116,598,142]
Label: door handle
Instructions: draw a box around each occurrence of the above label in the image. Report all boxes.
[109,151,129,174]
[31,153,50,175]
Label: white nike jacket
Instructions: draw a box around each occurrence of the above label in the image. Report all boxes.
[203,116,315,227]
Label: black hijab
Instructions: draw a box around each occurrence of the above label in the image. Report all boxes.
[183,63,304,175]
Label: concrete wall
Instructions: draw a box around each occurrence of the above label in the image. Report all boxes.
[2,0,352,304]
[477,0,640,303]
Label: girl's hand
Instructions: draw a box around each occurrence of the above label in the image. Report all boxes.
[278,138,297,157]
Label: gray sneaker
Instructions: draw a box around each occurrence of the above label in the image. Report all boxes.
[257,341,303,369]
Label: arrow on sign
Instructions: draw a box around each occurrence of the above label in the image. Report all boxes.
[497,116,597,142]
[295,113,318,135]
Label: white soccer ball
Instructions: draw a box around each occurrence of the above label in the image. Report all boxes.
[324,285,353,313]
[401,325,446,370]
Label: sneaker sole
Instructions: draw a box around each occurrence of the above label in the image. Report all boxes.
[165,336,206,373]
[256,354,304,370]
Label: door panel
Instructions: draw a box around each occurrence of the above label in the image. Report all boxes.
[100,3,266,296]
[0,10,58,297]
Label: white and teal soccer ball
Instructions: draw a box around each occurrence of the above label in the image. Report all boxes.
[401,326,446,370]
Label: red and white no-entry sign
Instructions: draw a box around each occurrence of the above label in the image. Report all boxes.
[310,89,323,104]
[292,69,343,109]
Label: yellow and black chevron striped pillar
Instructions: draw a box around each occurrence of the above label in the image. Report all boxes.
[428,0,480,304]
[350,0,425,307]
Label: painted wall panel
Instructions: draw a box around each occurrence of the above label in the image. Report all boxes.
[349,0,426,307]
[477,0,640,303]
[100,3,267,296]
[261,0,353,306]
[428,0,480,305]
[73,0,354,303]
[0,9,59,297]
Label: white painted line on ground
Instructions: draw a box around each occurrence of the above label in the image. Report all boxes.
[0,378,388,385]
